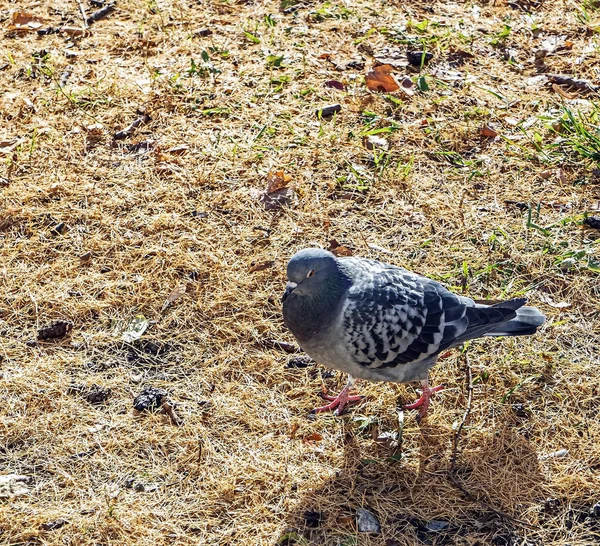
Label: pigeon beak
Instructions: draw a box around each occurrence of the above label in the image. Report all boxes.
[282,282,297,303]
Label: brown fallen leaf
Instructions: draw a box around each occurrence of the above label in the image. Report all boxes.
[161,284,186,311]
[266,170,292,194]
[249,260,274,273]
[552,83,577,100]
[329,239,353,257]
[9,12,46,31]
[303,432,323,444]
[480,125,498,138]
[365,64,399,93]
[324,80,345,90]
[59,26,91,37]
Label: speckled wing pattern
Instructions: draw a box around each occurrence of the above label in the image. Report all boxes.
[340,258,520,370]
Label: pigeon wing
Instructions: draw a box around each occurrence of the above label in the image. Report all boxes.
[341,260,521,370]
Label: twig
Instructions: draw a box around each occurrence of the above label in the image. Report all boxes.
[77,0,89,28]
[263,339,301,353]
[162,400,182,426]
[113,114,150,140]
[450,351,473,470]
[86,2,116,26]
[448,351,536,530]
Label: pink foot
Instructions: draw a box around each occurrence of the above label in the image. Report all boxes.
[403,383,444,419]
[311,386,364,415]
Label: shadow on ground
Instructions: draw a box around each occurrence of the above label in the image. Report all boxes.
[280,419,546,546]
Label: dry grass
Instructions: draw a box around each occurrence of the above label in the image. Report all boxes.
[1,0,600,544]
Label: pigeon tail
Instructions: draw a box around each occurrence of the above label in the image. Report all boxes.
[483,300,546,337]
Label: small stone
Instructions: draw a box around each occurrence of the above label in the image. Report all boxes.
[68,384,111,405]
[425,519,449,532]
[303,510,323,528]
[356,508,381,534]
[37,321,73,340]
[407,50,434,66]
[583,216,600,229]
[316,104,342,118]
[133,387,168,412]
[40,519,68,531]
[193,28,212,37]
[50,222,67,235]
[512,403,528,417]
[286,356,314,368]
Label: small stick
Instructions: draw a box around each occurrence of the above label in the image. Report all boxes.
[77,0,89,28]
[113,114,150,140]
[264,339,301,353]
[162,400,182,426]
[450,351,473,470]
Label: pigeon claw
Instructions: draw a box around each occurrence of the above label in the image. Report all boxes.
[403,383,444,420]
[312,389,364,416]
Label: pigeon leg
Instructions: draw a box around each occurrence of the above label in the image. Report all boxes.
[311,376,363,415]
[403,379,444,419]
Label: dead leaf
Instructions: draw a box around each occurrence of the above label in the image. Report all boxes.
[362,135,389,150]
[0,139,20,154]
[289,422,299,439]
[480,125,498,138]
[324,80,345,90]
[558,169,567,184]
[373,48,409,68]
[259,187,297,210]
[303,432,323,443]
[399,75,414,97]
[365,65,399,93]
[329,239,353,256]
[161,284,186,311]
[249,260,274,273]
[266,170,292,194]
[9,12,45,31]
[537,292,571,309]
[165,144,189,156]
[552,83,577,100]
[59,26,91,37]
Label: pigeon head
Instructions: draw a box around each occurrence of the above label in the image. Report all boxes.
[282,248,352,342]
[284,248,341,298]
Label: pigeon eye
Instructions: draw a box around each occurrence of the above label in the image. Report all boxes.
[306,269,315,278]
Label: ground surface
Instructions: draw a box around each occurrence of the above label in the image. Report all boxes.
[1,0,600,544]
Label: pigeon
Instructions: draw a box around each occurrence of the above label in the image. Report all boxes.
[282,248,546,418]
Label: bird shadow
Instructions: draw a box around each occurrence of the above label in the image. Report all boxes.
[279,415,546,546]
